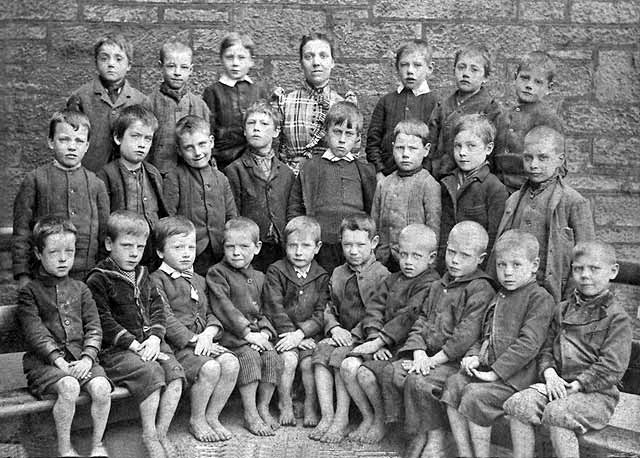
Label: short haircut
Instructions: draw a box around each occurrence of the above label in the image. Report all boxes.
[285,216,321,243]
[94,34,133,63]
[516,51,556,84]
[244,100,282,128]
[159,38,192,63]
[573,241,617,266]
[106,210,150,241]
[224,217,260,244]
[325,101,362,133]
[112,105,158,140]
[524,125,565,157]
[32,216,77,253]
[494,229,539,262]
[454,43,492,77]
[448,221,489,254]
[398,224,437,252]
[339,213,377,241]
[299,32,334,60]
[48,109,92,142]
[219,32,255,58]
[154,216,195,252]
[395,39,433,69]
[175,115,210,144]
[394,119,430,146]
[452,113,496,146]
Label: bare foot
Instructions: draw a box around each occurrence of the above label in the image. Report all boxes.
[258,404,280,430]
[303,400,319,427]
[278,403,297,426]
[308,416,333,440]
[189,419,218,442]
[406,432,428,458]
[207,418,233,441]
[347,417,372,442]
[158,435,178,458]
[244,414,275,436]
[362,419,386,444]
[58,447,80,457]
[142,435,166,458]
[320,420,348,443]
[90,442,109,457]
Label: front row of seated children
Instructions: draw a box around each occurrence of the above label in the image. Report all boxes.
[18,208,631,458]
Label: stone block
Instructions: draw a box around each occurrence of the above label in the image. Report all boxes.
[0,0,78,20]
[373,0,516,20]
[552,59,593,97]
[570,1,640,24]
[83,4,159,23]
[593,136,640,169]
[520,1,566,21]
[0,41,47,63]
[332,20,420,60]
[565,136,591,172]
[332,61,398,96]
[561,102,640,134]
[328,8,369,20]
[595,50,640,104]
[541,24,639,46]
[567,175,640,194]
[163,7,228,22]
[0,24,46,40]
[594,195,640,227]
[597,226,640,245]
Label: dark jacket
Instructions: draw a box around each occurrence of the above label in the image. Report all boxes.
[18,271,102,364]
[469,281,554,391]
[225,151,295,244]
[151,268,223,351]
[206,261,276,349]
[263,260,330,338]
[13,162,109,279]
[366,89,438,175]
[399,270,495,361]
[538,290,632,394]
[427,87,501,179]
[86,257,167,352]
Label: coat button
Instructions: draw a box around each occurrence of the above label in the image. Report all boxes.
[247,278,253,284]
[64,320,70,325]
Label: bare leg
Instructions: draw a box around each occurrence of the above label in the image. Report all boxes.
[239,381,273,436]
[309,364,334,440]
[205,353,239,441]
[257,381,278,430]
[422,428,448,458]
[300,357,319,426]
[549,426,580,458]
[357,366,386,444]
[189,360,220,442]
[510,418,536,458]
[406,431,427,458]
[447,406,473,457]
[468,422,491,458]
[51,376,81,457]
[340,357,373,441]
[156,379,182,457]
[84,377,112,457]
[139,389,164,458]
[277,351,298,426]
[320,370,351,443]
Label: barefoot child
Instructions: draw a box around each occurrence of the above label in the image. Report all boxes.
[341,224,440,444]
[384,221,495,458]
[87,211,184,458]
[309,214,389,443]
[263,216,329,427]
[442,230,554,458]
[504,241,632,458]
[206,217,283,436]
[151,216,239,442]
[18,217,112,458]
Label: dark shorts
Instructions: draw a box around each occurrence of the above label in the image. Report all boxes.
[174,345,231,385]
[311,341,354,369]
[23,352,112,398]
[360,355,397,379]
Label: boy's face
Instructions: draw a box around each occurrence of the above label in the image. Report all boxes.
[341,229,377,270]
[223,229,261,270]
[301,39,335,88]
[96,43,130,85]
[326,121,359,158]
[522,134,564,183]
[495,248,538,291]
[572,251,618,297]
[515,68,551,104]
[105,233,148,272]
[157,231,196,273]
[178,130,213,168]
[115,121,155,167]
[454,52,487,94]
[397,236,435,278]
[397,50,433,90]
[160,50,192,90]
[445,234,485,278]
[393,133,429,172]
[245,112,280,154]
[453,129,492,172]
[222,44,253,81]
[36,232,76,278]
[49,122,90,168]
[286,231,321,270]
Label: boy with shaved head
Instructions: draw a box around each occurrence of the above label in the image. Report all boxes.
[492,126,595,301]
[384,221,496,458]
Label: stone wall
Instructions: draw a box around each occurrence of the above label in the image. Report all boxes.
[1,1,639,310]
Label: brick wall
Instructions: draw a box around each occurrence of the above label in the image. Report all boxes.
[1,1,639,311]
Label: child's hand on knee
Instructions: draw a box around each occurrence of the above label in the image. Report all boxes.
[193,332,215,356]
[246,331,270,351]
[138,335,161,361]
[544,368,571,400]
[68,356,93,380]
[471,369,498,382]
[276,329,305,352]
[409,350,434,375]
[373,347,392,360]
[330,326,353,346]
[461,355,480,376]
[352,337,384,355]
[298,338,316,351]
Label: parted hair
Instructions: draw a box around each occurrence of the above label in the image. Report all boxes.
[325,101,362,133]
[573,241,617,265]
[220,32,255,58]
[106,210,150,241]
[48,109,92,142]
[285,216,321,243]
[112,105,158,140]
[154,216,196,252]
[394,119,430,146]
[339,213,377,241]
[454,42,492,77]
[244,100,282,128]
[452,113,496,146]
[32,216,77,253]
[94,34,134,63]
[299,32,334,60]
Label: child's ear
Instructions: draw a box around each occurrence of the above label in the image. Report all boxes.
[428,250,437,264]
[156,249,165,260]
[273,126,281,138]
[531,257,540,274]
[104,237,113,253]
[315,241,323,253]
[427,61,435,75]
[158,59,163,69]
[47,137,55,150]
[424,142,431,156]
[486,141,494,155]
[34,248,42,261]
[370,235,380,251]
[609,262,620,281]
[254,240,263,255]
[113,134,122,146]
[209,135,215,148]
[477,251,487,265]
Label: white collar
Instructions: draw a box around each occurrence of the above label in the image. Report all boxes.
[397,80,430,96]
[322,149,355,162]
[219,73,253,87]
[158,262,193,277]
[293,264,312,279]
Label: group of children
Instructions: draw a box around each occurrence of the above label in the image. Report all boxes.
[12,29,633,458]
